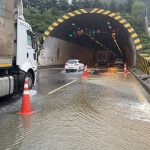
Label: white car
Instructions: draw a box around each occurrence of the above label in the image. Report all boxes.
[65,59,84,72]
[114,58,123,66]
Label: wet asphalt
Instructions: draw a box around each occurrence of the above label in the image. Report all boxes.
[0,67,150,150]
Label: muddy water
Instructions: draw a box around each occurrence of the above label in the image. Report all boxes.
[0,69,150,150]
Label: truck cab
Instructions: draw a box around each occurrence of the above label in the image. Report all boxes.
[16,19,37,88]
[0,0,37,97]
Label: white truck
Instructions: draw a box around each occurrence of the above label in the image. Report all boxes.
[97,51,108,65]
[0,0,37,97]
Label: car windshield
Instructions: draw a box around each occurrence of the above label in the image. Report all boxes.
[67,60,78,64]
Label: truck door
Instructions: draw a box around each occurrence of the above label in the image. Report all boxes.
[27,30,37,68]
[16,19,37,71]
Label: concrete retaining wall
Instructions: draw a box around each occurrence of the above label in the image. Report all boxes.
[38,36,93,66]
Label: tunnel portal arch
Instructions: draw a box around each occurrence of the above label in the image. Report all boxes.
[43,8,142,51]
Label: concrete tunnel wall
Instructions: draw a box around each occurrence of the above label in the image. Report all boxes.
[38,36,93,66]
[121,36,137,67]
[39,34,137,68]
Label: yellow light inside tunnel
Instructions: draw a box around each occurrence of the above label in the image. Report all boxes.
[107,67,118,73]
[100,67,119,77]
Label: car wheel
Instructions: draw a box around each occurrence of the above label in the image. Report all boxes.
[25,71,33,89]
[82,66,84,72]
[66,69,69,73]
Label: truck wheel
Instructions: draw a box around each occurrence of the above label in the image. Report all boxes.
[25,72,33,89]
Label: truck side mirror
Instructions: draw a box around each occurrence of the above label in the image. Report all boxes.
[40,37,44,46]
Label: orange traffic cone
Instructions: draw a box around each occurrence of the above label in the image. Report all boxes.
[124,71,127,79]
[83,65,89,78]
[17,79,32,115]
[124,63,127,73]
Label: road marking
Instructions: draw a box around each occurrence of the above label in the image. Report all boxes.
[48,79,77,95]
[38,68,63,71]
[132,83,148,104]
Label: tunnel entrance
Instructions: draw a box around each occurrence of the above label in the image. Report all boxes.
[41,8,142,68]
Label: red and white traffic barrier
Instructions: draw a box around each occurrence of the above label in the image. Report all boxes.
[17,79,32,115]
[83,65,89,78]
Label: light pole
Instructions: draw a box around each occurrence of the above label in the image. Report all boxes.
[145,8,149,34]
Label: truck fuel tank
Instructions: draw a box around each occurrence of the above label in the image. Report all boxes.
[0,76,14,97]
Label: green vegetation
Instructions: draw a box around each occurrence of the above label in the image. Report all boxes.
[140,34,150,50]
[144,49,150,53]
[24,8,64,33]
[23,0,150,50]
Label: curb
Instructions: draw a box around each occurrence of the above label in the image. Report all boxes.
[131,69,150,94]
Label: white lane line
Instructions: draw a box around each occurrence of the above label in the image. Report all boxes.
[48,79,77,95]
[38,68,63,71]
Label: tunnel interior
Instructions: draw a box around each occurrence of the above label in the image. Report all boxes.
[42,13,136,67]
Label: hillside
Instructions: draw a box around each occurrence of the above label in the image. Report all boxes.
[23,0,149,33]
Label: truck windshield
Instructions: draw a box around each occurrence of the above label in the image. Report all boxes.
[67,60,78,64]
[27,30,35,49]
[27,34,32,47]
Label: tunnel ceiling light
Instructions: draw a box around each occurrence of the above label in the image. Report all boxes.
[72,23,76,26]
[68,24,112,52]
[112,33,122,57]
[96,29,100,34]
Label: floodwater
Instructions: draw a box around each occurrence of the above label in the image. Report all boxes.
[0,68,150,150]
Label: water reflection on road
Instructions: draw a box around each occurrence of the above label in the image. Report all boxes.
[0,68,150,150]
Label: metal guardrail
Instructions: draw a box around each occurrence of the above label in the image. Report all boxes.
[137,54,150,75]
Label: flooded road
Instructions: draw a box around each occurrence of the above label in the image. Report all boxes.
[0,68,150,150]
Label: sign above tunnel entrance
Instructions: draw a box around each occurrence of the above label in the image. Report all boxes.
[43,8,142,51]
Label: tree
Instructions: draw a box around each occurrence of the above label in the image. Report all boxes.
[125,0,134,13]
[70,0,79,10]
[109,0,117,12]
[57,0,69,12]
[131,1,146,18]
[80,0,89,8]
[140,33,150,50]
[117,3,125,13]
